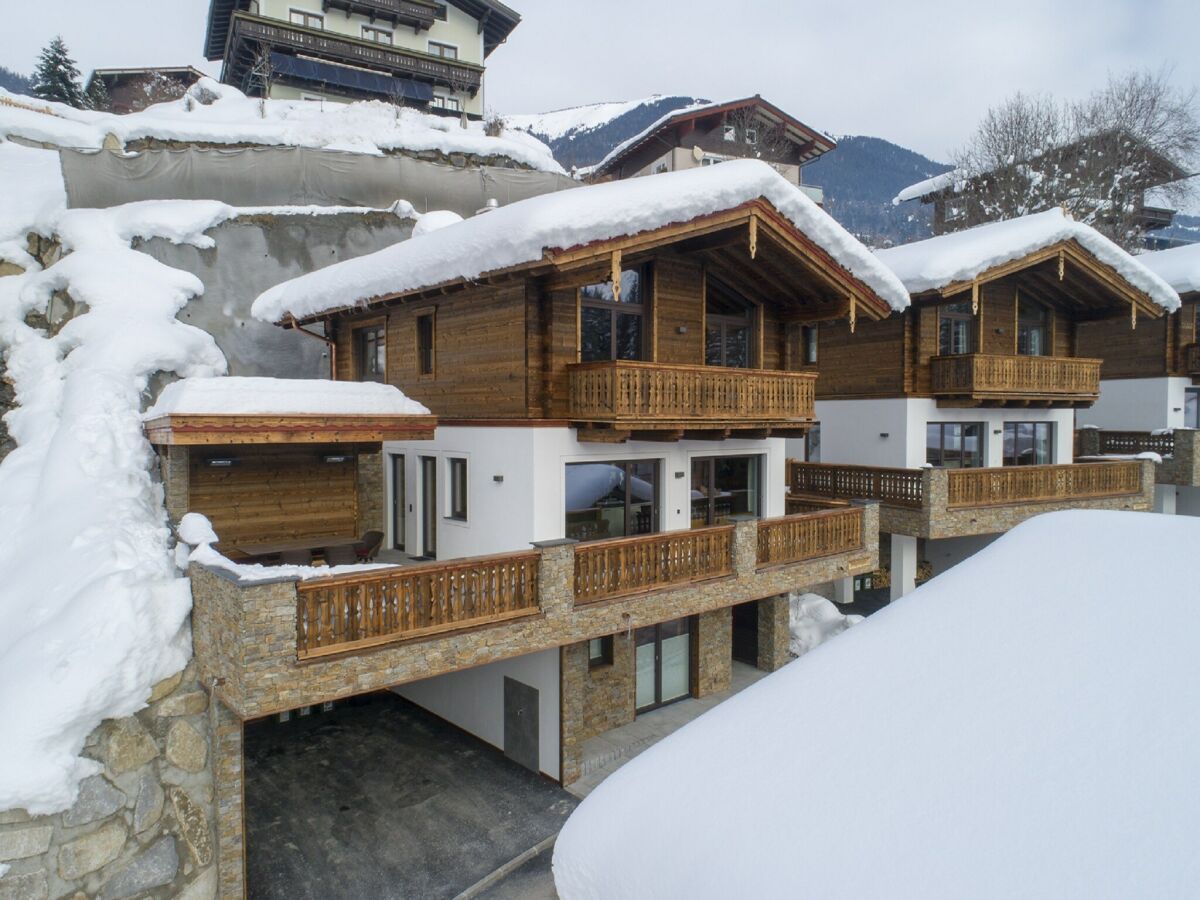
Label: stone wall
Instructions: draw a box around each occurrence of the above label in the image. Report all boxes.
[0,367,14,464]
[356,450,385,537]
[694,608,732,697]
[0,667,217,900]
[756,595,793,673]
[580,634,635,740]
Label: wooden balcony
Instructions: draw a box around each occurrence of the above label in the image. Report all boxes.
[930,354,1101,406]
[192,509,877,718]
[568,361,816,441]
[230,12,483,93]
[1077,428,1200,488]
[322,0,439,29]
[787,459,1154,539]
[1184,344,1200,377]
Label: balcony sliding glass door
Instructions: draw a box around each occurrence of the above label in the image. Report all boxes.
[565,461,658,542]
[691,455,761,527]
[926,422,984,468]
[1003,422,1054,466]
[635,618,693,713]
[580,267,647,362]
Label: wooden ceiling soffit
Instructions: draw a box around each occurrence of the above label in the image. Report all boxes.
[144,413,438,446]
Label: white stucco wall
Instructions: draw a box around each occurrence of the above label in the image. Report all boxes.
[1083,378,1191,431]
[394,648,561,780]
[383,427,788,558]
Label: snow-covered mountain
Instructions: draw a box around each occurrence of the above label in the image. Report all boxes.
[506,95,704,171]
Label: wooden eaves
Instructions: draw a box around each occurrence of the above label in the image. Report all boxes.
[144,413,438,446]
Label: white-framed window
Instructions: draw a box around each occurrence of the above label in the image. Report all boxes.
[288,8,324,28]
[700,154,729,167]
[745,127,758,145]
[446,457,468,521]
[1184,388,1199,429]
[722,124,736,142]
[428,40,458,59]
[362,25,393,44]
[431,94,460,111]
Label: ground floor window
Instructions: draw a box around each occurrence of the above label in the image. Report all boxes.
[589,636,614,668]
[1004,422,1054,466]
[690,455,761,527]
[1186,388,1200,429]
[926,422,984,468]
[805,424,821,462]
[635,618,693,712]
[565,460,658,541]
[446,457,467,521]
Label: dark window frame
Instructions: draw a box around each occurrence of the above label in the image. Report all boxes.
[1003,421,1054,466]
[801,324,818,365]
[433,2,448,19]
[1016,294,1050,357]
[362,24,393,44]
[938,300,975,356]
[690,454,763,526]
[1185,388,1200,430]
[588,635,614,669]
[578,265,649,363]
[447,457,467,521]
[565,460,660,542]
[705,277,757,369]
[355,324,386,383]
[416,311,435,377]
[288,8,324,28]
[925,421,984,468]
[428,40,458,59]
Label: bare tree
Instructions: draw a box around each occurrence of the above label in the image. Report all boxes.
[950,68,1199,249]
[247,43,275,117]
[723,105,792,170]
[131,71,189,108]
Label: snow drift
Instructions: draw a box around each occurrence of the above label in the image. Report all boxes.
[146,375,430,418]
[553,510,1200,899]
[1138,242,1200,296]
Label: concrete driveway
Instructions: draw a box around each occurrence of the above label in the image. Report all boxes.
[244,692,576,899]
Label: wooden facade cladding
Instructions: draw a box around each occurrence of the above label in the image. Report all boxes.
[144,413,436,445]
[317,202,896,439]
[1075,296,1198,380]
[929,354,1101,405]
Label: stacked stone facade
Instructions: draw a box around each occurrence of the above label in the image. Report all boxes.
[756,595,793,672]
[580,634,636,739]
[694,608,732,697]
[355,450,385,535]
[0,667,217,900]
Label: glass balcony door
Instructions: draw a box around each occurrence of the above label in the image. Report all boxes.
[635,618,693,713]
[565,460,658,542]
[1003,422,1054,466]
[691,455,761,527]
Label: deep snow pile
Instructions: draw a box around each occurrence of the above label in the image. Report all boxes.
[892,170,958,205]
[788,592,861,657]
[0,199,232,813]
[0,141,66,269]
[553,510,1200,899]
[253,159,911,323]
[1138,242,1200,296]
[0,79,562,173]
[146,375,429,418]
[876,208,1180,311]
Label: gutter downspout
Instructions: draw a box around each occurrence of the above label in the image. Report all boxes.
[289,320,337,380]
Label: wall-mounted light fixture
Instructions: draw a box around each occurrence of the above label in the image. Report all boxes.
[1173,407,1182,413]
[322,454,352,464]
[674,471,685,478]
[677,325,688,335]
[993,429,1002,435]
[493,474,504,483]
[879,432,889,439]
[206,457,238,468]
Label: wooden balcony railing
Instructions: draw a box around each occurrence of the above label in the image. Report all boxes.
[296,551,539,659]
[568,361,816,426]
[1093,430,1175,456]
[574,526,734,604]
[945,461,1143,508]
[931,354,1101,402]
[232,13,484,92]
[1183,344,1200,376]
[788,462,925,508]
[757,507,864,568]
[322,0,438,29]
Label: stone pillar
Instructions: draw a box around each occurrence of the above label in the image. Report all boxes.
[161,446,190,526]
[730,516,758,577]
[1077,427,1101,457]
[755,595,793,672]
[211,698,245,900]
[890,533,918,602]
[694,607,732,697]
[1155,485,1177,515]
[559,643,586,787]
[832,576,854,605]
[355,449,384,535]
[532,539,577,622]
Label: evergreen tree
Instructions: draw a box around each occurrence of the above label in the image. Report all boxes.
[84,74,110,112]
[31,36,85,108]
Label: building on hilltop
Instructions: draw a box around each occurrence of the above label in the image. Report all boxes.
[84,66,208,114]
[202,0,519,114]
[786,208,1174,605]
[590,96,833,206]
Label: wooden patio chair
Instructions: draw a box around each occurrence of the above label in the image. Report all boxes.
[355,530,385,562]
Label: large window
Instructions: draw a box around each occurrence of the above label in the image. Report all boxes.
[1185,388,1199,429]
[362,25,393,44]
[1017,296,1049,356]
[565,460,658,541]
[1004,422,1054,466]
[580,267,647,362]
[355,325,386,383]
[588,636,613,669]
[636,618,692,712]
[447,457,467,521]
[416,312,435,376]
[938,300,975,355]
[691,455,760,527]
[428,41,458,59]
[705,279,754,368]
[801,325,818,365]
[926,422,984,468]
[431,94,460,111]
[288,9,324,28]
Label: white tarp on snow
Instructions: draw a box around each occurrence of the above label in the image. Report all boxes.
[146,375,429,418]
[876,208,1180,311]
[252,159,911,323]
[553,510,1200,899]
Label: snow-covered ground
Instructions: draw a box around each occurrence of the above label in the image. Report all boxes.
[788,592,861,657]
[553,510,1200,899]
[0,79,562,173]
[253,159,911,324]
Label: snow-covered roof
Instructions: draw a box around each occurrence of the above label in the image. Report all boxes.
[506,95,691,143]
[253,159,910,324]
[1137,242,1200,296]
[146,376,430,418]
[552,510,1200,899]
[592,97,836,177]
[892,169,958,205]
[875,208,1180,311]
[0,80,562,173]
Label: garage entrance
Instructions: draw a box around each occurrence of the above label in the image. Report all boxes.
[243,692,576,899]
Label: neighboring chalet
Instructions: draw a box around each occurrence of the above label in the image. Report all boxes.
[894,132,1188,243]
[1076,241,1200,514]
[84,66,207,113]
[590,96,833,206]
[163,160,908,850]
[202,0,519,113]
[788,208,1176,601]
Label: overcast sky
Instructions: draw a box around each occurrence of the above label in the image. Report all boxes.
[4,0,1198,162]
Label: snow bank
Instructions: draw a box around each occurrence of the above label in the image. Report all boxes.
[553,510,1200,899]
[876,208,1180,311]
[0,200,230,814]
[146,375,429,418]
[1138,242,1200,296]
[0,80,562,173]
[253,159,911,323]
[0,141,66,268]
[788,592,861,657]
